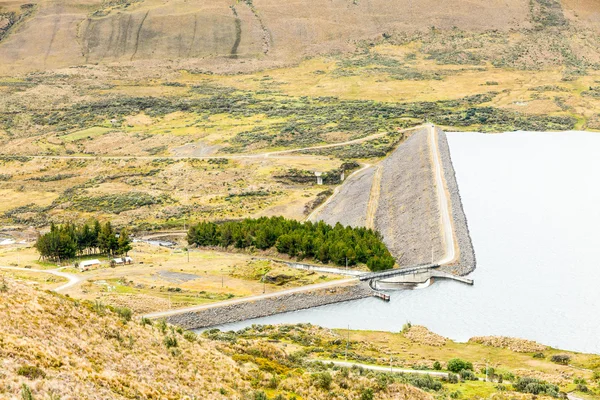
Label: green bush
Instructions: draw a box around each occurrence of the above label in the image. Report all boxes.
[253,392,267,400]
[360,388,374,400]
[21,384,34,400]
[115,306,132,322]
[459,369,477,381]
[183,331,197,342]
[513,377,560,397]
[550,354,571,365]
[433,361,442,370]
[17,365,46,379]
[407,374,443,391]
[164,335,178,349]
[447,358,473,373]
[311,371,332,390]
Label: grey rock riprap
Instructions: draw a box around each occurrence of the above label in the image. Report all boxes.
[374,128,444,266]
[435,128,477,275]
[167,283,372,330]
[310,166,376,228]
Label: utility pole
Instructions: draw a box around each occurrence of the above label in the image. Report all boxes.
[345,324,350,361]
[183,163,189,231]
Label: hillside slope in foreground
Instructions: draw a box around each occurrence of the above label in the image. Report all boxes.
[0,275,431,399]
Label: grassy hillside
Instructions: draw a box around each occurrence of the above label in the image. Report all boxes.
[0,274,433,399]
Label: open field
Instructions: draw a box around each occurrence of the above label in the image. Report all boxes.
[0,154,343,229]
[213,324,600,399]
[0,241,341,314]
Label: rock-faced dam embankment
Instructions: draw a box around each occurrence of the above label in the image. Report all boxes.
[313,127,476,275]
[165,283,372,330]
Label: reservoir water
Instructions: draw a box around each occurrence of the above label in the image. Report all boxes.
[210,131,600,354]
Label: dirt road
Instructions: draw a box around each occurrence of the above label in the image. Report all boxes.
[311,360,449,378]
[0,265,83,292]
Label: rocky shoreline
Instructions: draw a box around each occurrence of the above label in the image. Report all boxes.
[166,282,373,330]
[435,128,477,276]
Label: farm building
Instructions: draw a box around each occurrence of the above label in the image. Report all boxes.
[79,259,101,271]
[112,257,133,265]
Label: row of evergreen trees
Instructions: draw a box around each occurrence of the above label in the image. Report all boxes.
[35,220,132,262]
[187,216,395,271]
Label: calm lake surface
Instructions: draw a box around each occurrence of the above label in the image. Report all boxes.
[210,131,600,354]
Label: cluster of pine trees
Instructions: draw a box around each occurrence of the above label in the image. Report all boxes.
[35,220,132,262]
[187,216,395,271]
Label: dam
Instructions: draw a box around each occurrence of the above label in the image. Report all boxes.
[209,130,600,355]
[154,125,476,329]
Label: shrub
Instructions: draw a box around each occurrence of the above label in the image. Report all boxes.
[17,365,46,379]
[115,306,132,322]
[576,384,589,392]
[459,369,477,381]
[513,377,560,397]
[157,319,167,334]
[533,352,545,359]
[433,361,442,370]
[254,392,267,400]
[446,373,459,384]
[183,331,197,342]
[447,358,473,373]
[21,384,34,400]
[360,388,374,400]
[551,354,571,365]
[140,317,152,326]
[164,335,178,349]
[311,371,332,390]
[407,374,443,391]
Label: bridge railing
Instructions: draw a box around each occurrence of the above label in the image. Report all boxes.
[359,263,439,281]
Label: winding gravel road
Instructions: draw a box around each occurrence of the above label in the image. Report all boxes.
[310,359,449,378]
[0,265,83,292]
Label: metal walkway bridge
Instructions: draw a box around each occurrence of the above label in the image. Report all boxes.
[358,263,437,281]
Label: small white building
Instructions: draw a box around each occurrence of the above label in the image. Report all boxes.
[79,259,101,271]
[112,256,133,265]
[315,171,323,185]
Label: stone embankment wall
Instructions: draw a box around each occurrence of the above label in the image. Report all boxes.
[435,128,476,275]
[166,283,372,330]
[309,166,376,228]
[374,128,444,266]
